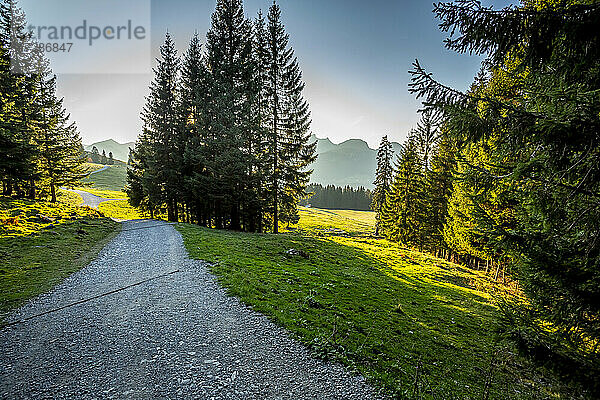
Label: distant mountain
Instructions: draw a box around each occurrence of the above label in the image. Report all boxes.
[84,139,135,163]
[86,136,402,188]
[309,135,401,189]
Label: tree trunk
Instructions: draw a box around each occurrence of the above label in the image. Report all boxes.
[167,199,178,222]
[230,202,241,231]
[4,179,12,196]
[50,184,56,203]
[27,179,35,200]
[494,264,501,282]
[272,65,279,234]
[249,213,256,233]
[257,211,263,234]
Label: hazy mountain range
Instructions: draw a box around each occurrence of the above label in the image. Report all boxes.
[308,135,401,189]
[85,135,402,189]
[84,139,135,164]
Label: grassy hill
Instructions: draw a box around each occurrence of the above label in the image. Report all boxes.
[176,207,571,399]
[80,164,128,191]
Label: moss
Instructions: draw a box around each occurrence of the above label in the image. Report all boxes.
[0,196,104,237]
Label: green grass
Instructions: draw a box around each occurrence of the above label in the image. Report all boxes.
[290,207,375,236]
[0,197,120,323]
[74,188,128,199]
[83,162,105,173]
[98,199,146,220]
[56,189,84,206]
[1,196,104,237]
[177,207,570,399]
[81,164,128,191]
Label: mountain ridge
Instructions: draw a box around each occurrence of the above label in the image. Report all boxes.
[84,139,135,163]
[308,134,401,189]
[85,135,402,189]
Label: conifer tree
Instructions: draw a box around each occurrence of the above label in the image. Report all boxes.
[139,32,183,221]
[247,10,271,232]
[127,1,316,233]
[101,150,107,165]
[411,110,445,252]
[90,146,100,164]
[181,33,211,225]
[0,0,38,197]
[380,134,426,247]
[425,131,456,256]
[410,0,600,387]
[205,0,255,230]
[264,1,316,233]
[31,56,86,202]
[413,110,441,172]
[301,183,373,211]
[371,135,394,235]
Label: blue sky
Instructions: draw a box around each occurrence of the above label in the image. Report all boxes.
[46,0,515,148]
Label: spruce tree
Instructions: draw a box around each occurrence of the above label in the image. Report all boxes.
[31,55,86,202]
[205,0,255,230]
[0,0,38,197]
[180,33,211,226]
[90,146,100,164]
[140,32,183,221]
[410,0,600,387]
[248,10,271,232]
[379,134,426,247]
[264,1,316,233]
[413,110,441,172]
[426,131,456,256]
[411,110,445,252]
[371,135,394,235]
[127,127,163,218]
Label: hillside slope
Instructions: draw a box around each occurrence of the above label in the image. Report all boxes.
[80,164,128,191]
[176,207,568,398]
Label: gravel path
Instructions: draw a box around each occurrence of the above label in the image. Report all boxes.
[0,220,385,399]
[66,189,121,209]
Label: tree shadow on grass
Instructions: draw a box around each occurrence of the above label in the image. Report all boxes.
[178,225,557,399]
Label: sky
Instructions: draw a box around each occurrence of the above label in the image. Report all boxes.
[23,0,514,149]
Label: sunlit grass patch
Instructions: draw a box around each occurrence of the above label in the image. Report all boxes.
[0,196,104,237]
[83,162,105,173]
[288,206,375,236]
[81,164,128,191]
[97,199,145,220]
[56,189,84,206]
[73,188,128,199]
[177,207,566,398]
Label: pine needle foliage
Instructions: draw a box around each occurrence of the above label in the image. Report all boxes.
[407,0,600,392]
